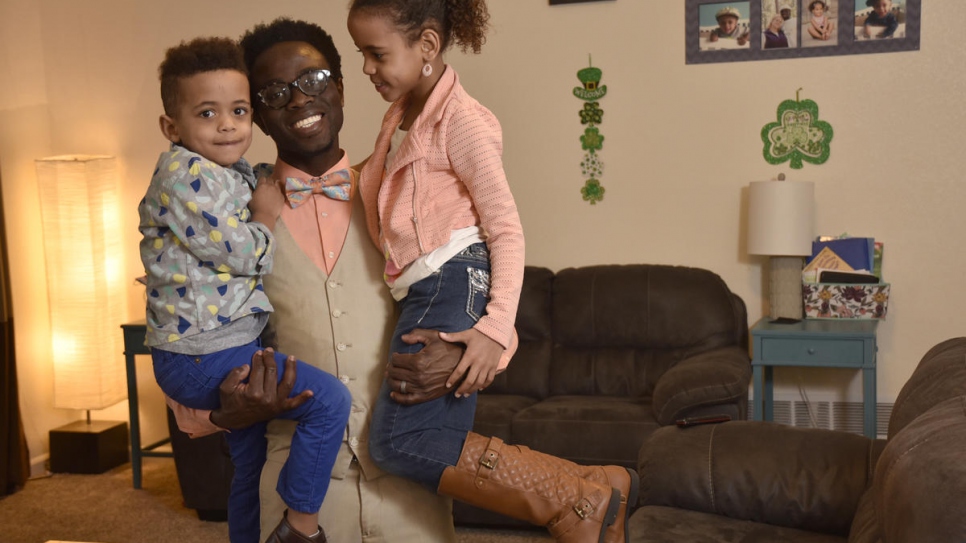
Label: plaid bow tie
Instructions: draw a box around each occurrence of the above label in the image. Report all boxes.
[284,169,352,208]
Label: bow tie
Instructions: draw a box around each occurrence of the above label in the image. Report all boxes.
[284,169,352,208]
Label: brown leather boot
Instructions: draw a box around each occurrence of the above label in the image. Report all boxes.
[263,510,326,543]
[438,433,620,543]
[564,464,639,543]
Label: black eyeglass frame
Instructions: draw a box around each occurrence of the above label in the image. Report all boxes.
[256,69,332,109]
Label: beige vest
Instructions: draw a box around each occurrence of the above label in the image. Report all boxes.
[261,196,394,480]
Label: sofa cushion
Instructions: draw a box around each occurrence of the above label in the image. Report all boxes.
[510,395,655,467]
[637,422,874,536]
[629,506,847,543]
[472,394,539,442]
[486,266,553,399]
[550,265,744,396]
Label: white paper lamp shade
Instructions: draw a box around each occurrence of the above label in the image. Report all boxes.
[35,155,127,410]
[747,180,814,256]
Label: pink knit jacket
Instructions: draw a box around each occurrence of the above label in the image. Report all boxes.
[359,66,524,348]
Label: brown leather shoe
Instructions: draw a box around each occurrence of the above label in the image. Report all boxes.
[264,511,326,543]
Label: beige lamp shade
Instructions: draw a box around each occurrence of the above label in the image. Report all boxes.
[747,180,815,320]
[747,180,814,256]
[35,155,126,410]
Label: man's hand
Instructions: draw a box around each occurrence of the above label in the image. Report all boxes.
[387,329,464,406]
[209,348,312,430]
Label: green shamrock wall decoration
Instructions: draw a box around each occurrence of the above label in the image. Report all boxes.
[574,57,606,204]
[761,89,833,169]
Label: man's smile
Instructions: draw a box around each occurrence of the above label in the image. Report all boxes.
[293,114,323,130]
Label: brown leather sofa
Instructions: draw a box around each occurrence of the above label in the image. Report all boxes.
[455,264,752,526]
[165,263,754,526]
[629,337,966,542]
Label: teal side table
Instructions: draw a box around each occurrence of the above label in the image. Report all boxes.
[122,320,173,489]
[750,317,879,438]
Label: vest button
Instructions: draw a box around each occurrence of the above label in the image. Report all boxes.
[337,343,347,351]
[333,310,342,318]
[329,281,338,288]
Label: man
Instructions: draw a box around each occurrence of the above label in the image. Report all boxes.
[169,17,464,543]
[780,6,798,47]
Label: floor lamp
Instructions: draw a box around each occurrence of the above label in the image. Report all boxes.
[35,155,129,473]
[747,179,814,321]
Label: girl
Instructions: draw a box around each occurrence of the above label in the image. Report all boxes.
[347,1,636,542]
[808,0,835,40]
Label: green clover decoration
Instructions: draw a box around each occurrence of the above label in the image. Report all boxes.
[580,127,604,153]
[580,102,604,125]
[581,178,605,205]
[761,98,833,169]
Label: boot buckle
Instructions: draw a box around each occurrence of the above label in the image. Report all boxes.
[572,497,594,519]
[480,450,499,470]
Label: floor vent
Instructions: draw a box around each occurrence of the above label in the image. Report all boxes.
[748,400,892,438]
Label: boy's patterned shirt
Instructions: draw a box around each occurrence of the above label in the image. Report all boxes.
[138,144,274,346]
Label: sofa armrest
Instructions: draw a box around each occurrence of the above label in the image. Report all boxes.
[638,421,878,536]
[651,346,750,425]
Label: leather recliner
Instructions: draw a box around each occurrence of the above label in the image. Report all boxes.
[630,337,966,542]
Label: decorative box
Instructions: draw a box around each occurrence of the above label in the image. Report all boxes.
[802,282,890,320]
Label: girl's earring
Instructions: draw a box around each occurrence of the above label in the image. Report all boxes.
[422,63,433,77]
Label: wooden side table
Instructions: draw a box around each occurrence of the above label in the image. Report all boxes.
[750,317,879,438]
[121,320,172,489]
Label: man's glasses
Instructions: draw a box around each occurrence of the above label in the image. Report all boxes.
[256,69,331,109]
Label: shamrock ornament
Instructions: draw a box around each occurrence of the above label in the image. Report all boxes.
[761,89,833,169]
[581,178,605,205]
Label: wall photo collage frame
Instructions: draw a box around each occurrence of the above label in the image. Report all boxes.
[685,0,920,64]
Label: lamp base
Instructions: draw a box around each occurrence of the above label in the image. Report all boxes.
[49,420,129,474]
[768,256,805,321]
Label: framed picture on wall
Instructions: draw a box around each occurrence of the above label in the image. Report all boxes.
[685,0,920,63]
[549,0,615,4]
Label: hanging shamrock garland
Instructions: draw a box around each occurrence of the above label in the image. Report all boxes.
[573,57,606,204]
[761,88,834,169]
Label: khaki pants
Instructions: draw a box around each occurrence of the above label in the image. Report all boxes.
[260,449,456,543]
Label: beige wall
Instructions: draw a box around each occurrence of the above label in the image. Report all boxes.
[2,0,962,469]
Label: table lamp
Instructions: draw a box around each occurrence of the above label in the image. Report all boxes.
[747,179,814,321]
[35,155,128,473]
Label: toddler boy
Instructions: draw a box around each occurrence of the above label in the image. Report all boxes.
[139,36,351,543]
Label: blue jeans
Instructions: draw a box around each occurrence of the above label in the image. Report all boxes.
[369,243,491,491]
[153,338,352,543]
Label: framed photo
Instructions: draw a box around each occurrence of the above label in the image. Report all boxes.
[549,0,614,4]
[685,0,919,64]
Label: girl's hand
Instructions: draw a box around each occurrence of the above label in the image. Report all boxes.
[250,177,285,230]
[439,328,502,398]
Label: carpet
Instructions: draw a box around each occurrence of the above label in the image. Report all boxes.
[0,458,551,543]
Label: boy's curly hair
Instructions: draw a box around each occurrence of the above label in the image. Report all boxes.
[240,18,343,82]
[159,37,246,117]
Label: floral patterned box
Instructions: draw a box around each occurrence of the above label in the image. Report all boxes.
[802,283,890,320]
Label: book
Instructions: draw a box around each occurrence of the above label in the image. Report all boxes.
[808,237,874,272]
[803,246,854,274]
